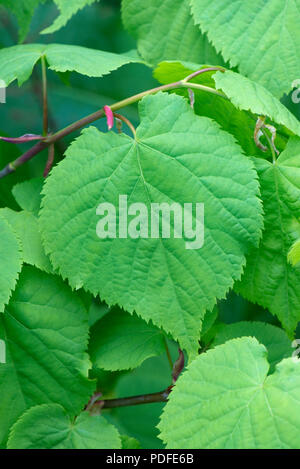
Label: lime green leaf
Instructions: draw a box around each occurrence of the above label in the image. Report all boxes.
[122,0,225,67]
[212,321,291,372]
[12,177,44,215]
[0,266,95,447]
[121,435,142,449]
[42,0,99,34]
[213,70,300,137]
[236,138,300,335]
[0,43,139,87]
[190,0,300,98]
[0,214,22,313]
[8,404,121,449]
[0,208,53,273]
[288,239,300,266]
[89,308,165,371]
[159,337,300,449]
[154,61,287,157]
[40,92,263,355]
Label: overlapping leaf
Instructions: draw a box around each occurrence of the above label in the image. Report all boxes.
[212,321,291,372]
[0,208,53,273]
[154,62,288,156]
[122,0,225,67]
[159,337,300,449]
[213,70,300,137]
[0,43,139,87]
[42,0,99,35]
[0,266,94,447]
[190,0,300,98]
[0,0,44,42]
[89,308,165,371]
[40,92,263,355]
[8,404,121,449]
[0,215,22,313]
[12,177,44,215]
[236,138,300,335]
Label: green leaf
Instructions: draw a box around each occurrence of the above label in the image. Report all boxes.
[0,266,95,447]
[0,43,140,87]
[288,239,300,266]
[0,0,44,42]
[40,92,263,355]
[212,321,291,372]
[213,70,300,137]
[0,208,53,273]
[12,177,44,215]
[0,214,22,313]
[122,0,225,67]
[42,0,99,35]
[190,0,300,98]
[154,61,287,157]
[236,138,300,335]
[8,404,121,449]
[159,337,300,449]
[89,307,165,371]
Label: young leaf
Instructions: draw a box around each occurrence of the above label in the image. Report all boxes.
[190,0,300,98]
[213,70,300,137]
[42,0,99,35]
[89,307,165,371]
[0,208,53,273]
[12,177,44,215]
[154,61,287,157]
[0,214,22,313]
[40,92,263,356]
[158,337,300,449]
[212,321,291,372]
[236,138,300,335]
[122,0,225,67]
[8,404,121,449]
[0,266,95,447]
[0,43,140,87]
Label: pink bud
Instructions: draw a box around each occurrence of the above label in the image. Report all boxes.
[104,105,114,130]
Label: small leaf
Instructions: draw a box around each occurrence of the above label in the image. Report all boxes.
[213,70,300,137]
[12,177,44,215]
[42,0,99,35]
[0,208,53,273]
[8,404,121,449]
[212,321,292,372]
[89,307,165,371]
